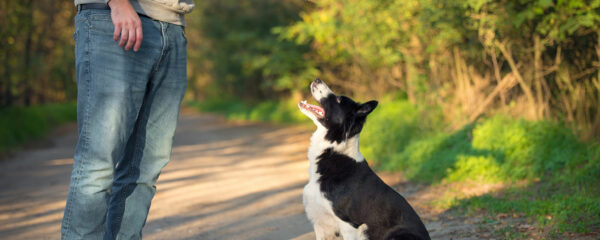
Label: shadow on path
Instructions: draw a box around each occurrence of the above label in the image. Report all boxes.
[0,111,315,240]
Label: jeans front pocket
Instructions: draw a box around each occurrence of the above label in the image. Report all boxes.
[73,12,90,41]
[181,26,187,44]
[89,12,114,36]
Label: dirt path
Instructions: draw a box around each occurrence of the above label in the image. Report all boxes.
[0,110,474,240]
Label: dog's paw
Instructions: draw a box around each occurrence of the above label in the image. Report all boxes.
[357,224,369,240]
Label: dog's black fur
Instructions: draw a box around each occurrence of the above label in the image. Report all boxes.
[317,148,429,240]
[300,78,430,240]
[316,93,377,144]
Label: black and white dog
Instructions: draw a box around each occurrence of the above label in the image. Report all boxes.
[298,79,430,240]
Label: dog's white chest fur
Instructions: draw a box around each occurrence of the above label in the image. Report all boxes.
[299,79,428,240]
[303,127,368,240]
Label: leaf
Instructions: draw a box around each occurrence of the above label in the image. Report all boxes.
[538,0,553,8]
[514,10,535,27]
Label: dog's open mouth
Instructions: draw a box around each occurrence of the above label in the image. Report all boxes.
[299,100,325,118]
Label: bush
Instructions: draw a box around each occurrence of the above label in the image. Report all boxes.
[359,99,599,232]
[360,100,423,167]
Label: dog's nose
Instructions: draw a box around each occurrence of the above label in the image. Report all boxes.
[314,78,322,84]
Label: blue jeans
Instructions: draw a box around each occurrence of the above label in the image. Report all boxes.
[61,9,187,240]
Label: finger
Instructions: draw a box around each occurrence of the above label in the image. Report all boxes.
[118,27,128,47]
[134,23,143,52]
[125,25,136,51]
[113,23,121,42]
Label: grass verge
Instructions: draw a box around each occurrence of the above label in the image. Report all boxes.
[0,103,77,154]
[360,100,600,234]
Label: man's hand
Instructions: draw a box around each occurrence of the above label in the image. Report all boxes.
[108,0,142,51]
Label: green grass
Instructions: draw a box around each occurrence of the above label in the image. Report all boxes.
[365,114,597,183]
[360,99,600,233]
[0,103,77,153]
[190,97,600,233]
[460,186,600,233]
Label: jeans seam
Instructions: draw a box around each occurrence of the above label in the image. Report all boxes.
[114,102,147,237]
[151,22,168,75]
[134,108,150,238]
[63,11,92,239]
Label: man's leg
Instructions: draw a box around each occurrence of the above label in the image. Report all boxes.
[105,21,188,239]
[61,10,161,240]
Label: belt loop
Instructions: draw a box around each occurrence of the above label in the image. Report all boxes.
[77,4,82,12]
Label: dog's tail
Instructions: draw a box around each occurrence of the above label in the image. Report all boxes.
[384,227,430,240]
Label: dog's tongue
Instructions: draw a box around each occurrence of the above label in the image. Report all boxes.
[300,100,325,116]
[310,105,324,115]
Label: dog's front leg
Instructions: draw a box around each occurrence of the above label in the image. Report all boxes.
[313,221,341,240]
[356,224,369,240]
[336,220,369,240]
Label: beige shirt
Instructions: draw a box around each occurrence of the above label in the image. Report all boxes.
[74,0,195,26]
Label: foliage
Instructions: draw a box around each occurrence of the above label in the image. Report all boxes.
[276,0,600,139]
[360,99,431,168]
[0,103,76,153]
[185,0,317,101]
[360,98,600,233]
[364,100,596,183]
[0,0,76,107]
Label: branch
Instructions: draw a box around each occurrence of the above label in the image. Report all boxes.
[468,73,518,122]
[495,40,537,117]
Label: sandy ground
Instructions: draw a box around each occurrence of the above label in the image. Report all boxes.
[0,110,482,240]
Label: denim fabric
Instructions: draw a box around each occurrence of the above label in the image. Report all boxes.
[62,9,187,240]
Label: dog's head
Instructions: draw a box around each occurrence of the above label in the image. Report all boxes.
[299,78,378,143]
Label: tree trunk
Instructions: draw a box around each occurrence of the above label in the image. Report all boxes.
[533,35,546,118]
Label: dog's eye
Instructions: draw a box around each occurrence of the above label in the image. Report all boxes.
[336,96,341,103]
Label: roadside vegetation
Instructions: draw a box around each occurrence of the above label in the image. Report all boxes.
[0,103,76,154]
[361,99,600,235]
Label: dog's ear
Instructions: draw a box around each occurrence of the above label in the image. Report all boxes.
[357,100,378,116]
